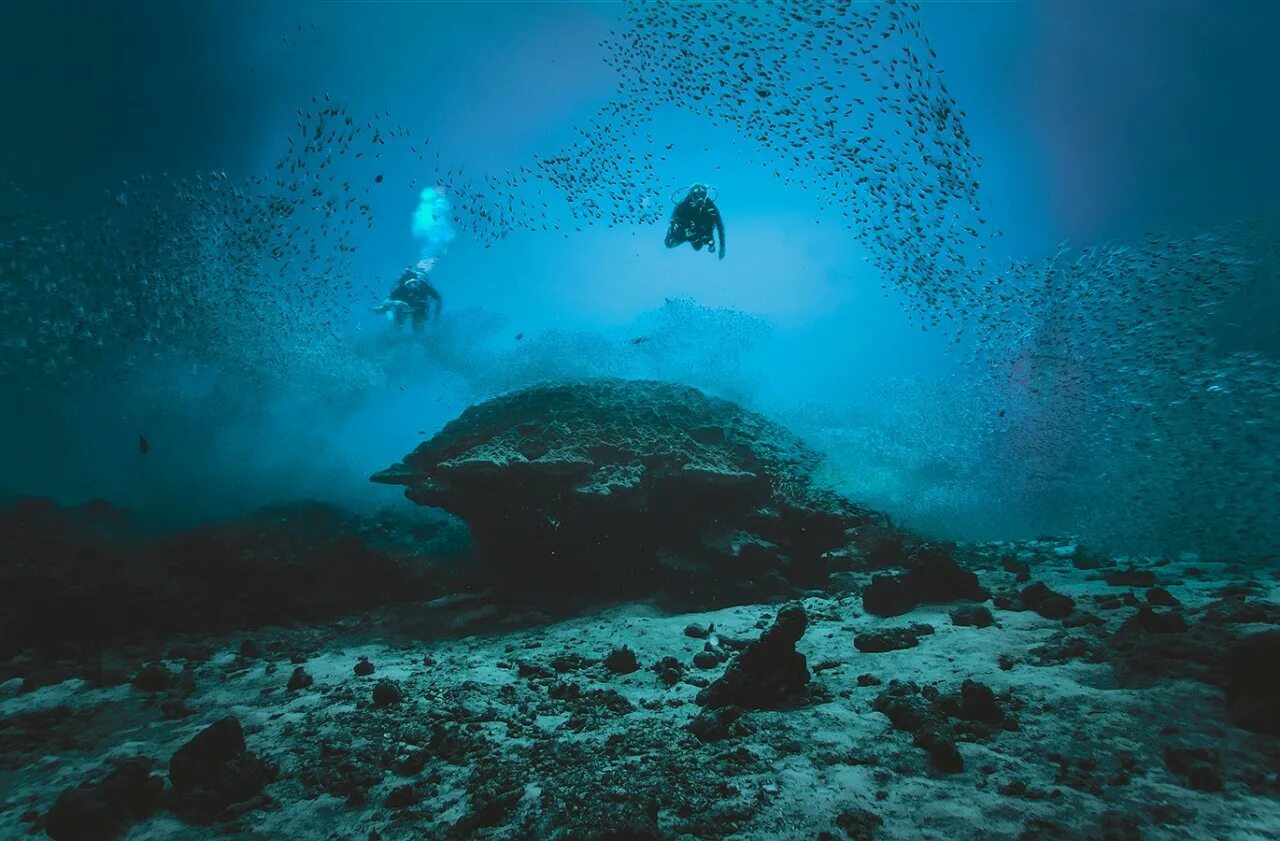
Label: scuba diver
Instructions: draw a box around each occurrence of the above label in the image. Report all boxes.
[664,183,725,259]
[373,259,442,332]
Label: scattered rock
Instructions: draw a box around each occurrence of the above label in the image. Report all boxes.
[372,680,403,706]
[1105,568,1157,588]
[130,663,173,693]
[168,716,272,825]
[287,667,313,691]
[44,759,163,841]
[834,805,883,840]
[861,547,988,617]
[687,705,750,743]
[603,646,639,675]
[353,656,375,676]
[684,623,712,639]
[384,784,421,809]
[854,624,933,653]
[1018,582,1075,620]
[950,605,995,628]
[1226,630,1280,735]
[692,651,721,669]
[1145,587,1180,607]
[1187,762,1223,792]
[1118,606,1187,635]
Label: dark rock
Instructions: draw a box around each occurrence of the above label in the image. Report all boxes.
[168,716,272,825]
[999,555,1030,580]
[287,667,314,691]
[238,639,260,658]
[692,651,720,669]
[1097,811,1143,841]
[696,603,809,709]
[834,806,883,840]
[603,646,639,675]
[371,380,893,604]
[1145,587,1180,607]
[1061,611,1103,628]
[999,779,1027,796]
[169,718,247,792]
[372,680,403,706]
[385,784,421,808]
[687,705,749,743]
[1105,568,1157,588]
[922,734,963,773]
[130,663,173,693]
[950,605,995,628]
[353,656,375,676]
[854,627,921,653]
[44,759,163,841]
[1226,630,1280,735]
[953,680,1005,726]
[1187,762,1223,792]
[1163,745,1216,774]
[857,674,882,687]
[548,681,580,701]
[1019,582,1075,620]
[1071,553,1113,570]
[1119,606,1187,635]
[651,655,684,687]
[684,623,712,639]
[861,546,988,617]
[1200,598,1280,625]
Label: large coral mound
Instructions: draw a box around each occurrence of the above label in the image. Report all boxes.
[373,379,888,602]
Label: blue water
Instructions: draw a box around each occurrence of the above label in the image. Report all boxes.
[1,0,1277,558]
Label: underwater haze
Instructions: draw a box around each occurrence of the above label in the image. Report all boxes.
[1,2,1279,840]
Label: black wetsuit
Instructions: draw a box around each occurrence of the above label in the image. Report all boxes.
[665,188,725,259]
[388,270,442,331]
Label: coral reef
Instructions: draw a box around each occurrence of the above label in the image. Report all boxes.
[374,379,891,603]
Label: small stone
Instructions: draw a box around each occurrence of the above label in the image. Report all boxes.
[372,680,402,706]
[692,651,720,669]
[926,738,963,773]
[384,784,421,808]
[287,667,313,691]
[854,628,919,653]
[354,657,375,676]
[999,779,1027,796]
[684,623,712,639]
[951,605,995,628]
[603,646,639,675]
[1146,587,1180,607]
[131,663,172,693]
[238,640,260,659]
[834,806,883,840]
[1105,568,1157,588]
[1187,762,1223,792]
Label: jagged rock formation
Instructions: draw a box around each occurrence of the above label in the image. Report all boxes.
[373,379,892,602]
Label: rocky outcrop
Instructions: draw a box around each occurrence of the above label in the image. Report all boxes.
[374,380,891,602]
[696,603,811,709]
[1227,630,1280,735]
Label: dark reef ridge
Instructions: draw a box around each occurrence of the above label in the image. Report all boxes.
[374,378,896,605]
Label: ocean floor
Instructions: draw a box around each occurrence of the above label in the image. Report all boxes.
[1,539,1277,840]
